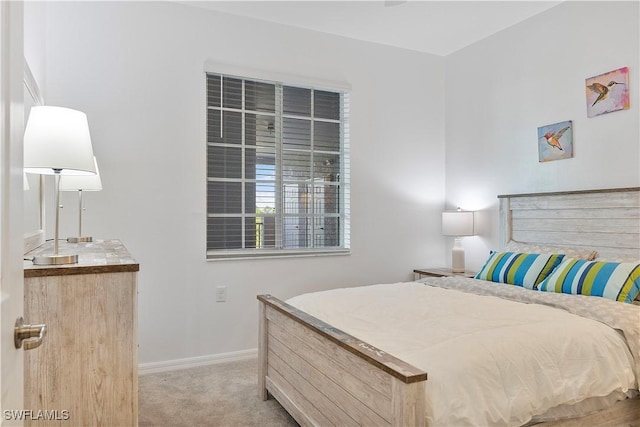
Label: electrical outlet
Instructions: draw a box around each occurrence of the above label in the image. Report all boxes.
[215,286,227,302]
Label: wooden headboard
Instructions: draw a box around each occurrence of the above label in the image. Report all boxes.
[498,187,640,261]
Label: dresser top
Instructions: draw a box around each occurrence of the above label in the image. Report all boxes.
[24,239,139,278]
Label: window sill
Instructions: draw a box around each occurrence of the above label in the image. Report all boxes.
[206,248,350,261]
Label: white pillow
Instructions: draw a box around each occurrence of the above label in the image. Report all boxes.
[504,241,597,261]
[593,254,640,263]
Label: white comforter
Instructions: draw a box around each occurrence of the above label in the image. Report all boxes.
[286,277,639,426]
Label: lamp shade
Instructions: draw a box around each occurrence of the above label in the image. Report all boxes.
[60,157,103,191]
[24,106,96,176]
[442,210,475,236]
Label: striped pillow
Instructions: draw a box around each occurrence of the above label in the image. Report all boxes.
[538,259,640,303]
[474,252,564,290]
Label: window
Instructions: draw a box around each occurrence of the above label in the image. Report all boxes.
[206,73,350,259]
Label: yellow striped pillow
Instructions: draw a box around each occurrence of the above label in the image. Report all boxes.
[539,259,640,303]
[474,252,564,290]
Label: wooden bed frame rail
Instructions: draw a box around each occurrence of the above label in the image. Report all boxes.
[258,294,427,427]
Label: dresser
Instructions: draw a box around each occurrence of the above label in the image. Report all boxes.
[23,240,139,426]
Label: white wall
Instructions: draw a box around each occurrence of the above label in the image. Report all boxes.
[44,1,446,364]
[23,1,46,96]
[445,1,640,270]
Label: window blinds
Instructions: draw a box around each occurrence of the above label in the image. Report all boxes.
[206,73,350,258]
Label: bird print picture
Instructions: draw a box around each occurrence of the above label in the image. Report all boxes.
[586,67,629,118]
[538,120,573,162]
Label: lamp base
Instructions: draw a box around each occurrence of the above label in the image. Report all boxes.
[67,236,93,243]
[451,237,465,273]
[451,265,465,273]
[32,254,79,266]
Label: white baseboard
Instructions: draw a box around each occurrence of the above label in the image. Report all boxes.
[138,348,258,375]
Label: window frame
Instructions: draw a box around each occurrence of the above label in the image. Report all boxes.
[205,70,350,261]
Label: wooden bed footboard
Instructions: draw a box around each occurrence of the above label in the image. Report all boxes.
[257,294,428,427]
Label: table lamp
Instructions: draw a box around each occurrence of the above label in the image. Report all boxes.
[24,106,97,265]
[442,208,475,273]
[59,156,102,243]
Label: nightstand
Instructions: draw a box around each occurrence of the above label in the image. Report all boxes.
[413,267,476,280]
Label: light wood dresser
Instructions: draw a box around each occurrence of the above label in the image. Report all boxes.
[23,240,139,426]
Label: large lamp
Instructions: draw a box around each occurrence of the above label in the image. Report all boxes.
[442,208,475,273]
[24,106,96,265]
[59,156,102,243]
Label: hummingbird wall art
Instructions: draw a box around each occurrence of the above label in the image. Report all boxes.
[538,120,573,162]
[585,67,630,118]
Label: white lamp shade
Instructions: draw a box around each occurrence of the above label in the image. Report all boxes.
[24,106,96,176]
[442,210,475,236]
[59,157,103,191]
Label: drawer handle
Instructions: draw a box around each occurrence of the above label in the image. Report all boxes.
[14,317,47,350]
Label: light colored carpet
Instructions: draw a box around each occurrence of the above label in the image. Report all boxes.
[138,358,298,427]
[140,358,640,427]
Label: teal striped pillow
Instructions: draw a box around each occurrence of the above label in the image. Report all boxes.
[538,259,640,303]
[475,252,565,290]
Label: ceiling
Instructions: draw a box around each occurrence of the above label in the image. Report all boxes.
[182,1,562,56]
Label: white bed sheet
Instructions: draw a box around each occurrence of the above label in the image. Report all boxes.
[286,277,639,426]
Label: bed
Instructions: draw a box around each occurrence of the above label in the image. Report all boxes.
[257,187,640,426]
